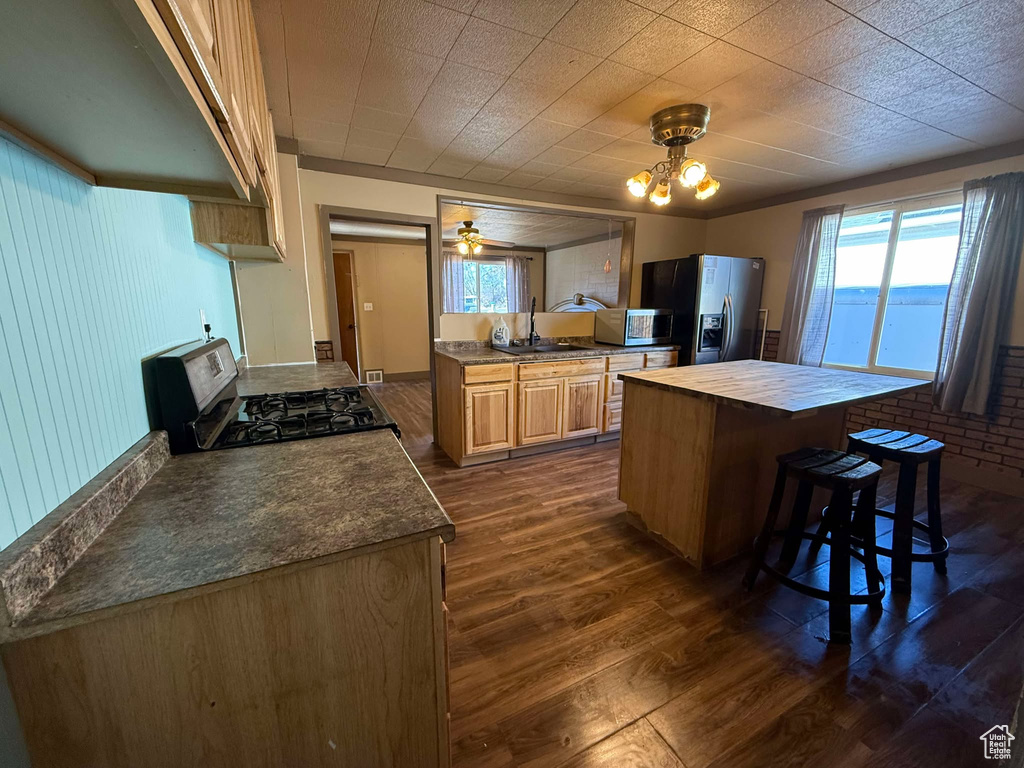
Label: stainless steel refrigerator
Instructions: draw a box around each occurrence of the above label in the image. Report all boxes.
[641,254,765,365]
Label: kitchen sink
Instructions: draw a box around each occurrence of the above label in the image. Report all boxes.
[496,344,593,355]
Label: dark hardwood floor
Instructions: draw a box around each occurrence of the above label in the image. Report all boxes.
[373,379,1024,768]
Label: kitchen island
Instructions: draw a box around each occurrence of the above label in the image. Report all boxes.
[618,360,927,569]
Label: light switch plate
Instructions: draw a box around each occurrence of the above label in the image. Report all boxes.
[363,302,373,311]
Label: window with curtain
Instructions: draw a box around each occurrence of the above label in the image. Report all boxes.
[822,194,963,377]
[461,258,509,313]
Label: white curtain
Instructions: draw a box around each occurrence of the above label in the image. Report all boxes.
[441,248,464,314]
[505,254,531,313]
[779,205,845,366]
[934,172,1024,415]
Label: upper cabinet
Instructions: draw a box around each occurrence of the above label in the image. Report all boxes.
[0,0,284,261]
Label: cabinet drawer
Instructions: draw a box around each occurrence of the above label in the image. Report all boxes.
[604,372,636,401]
[518,358,604,380]
[603,402,622,432]
[463,363,515,384]
[606,353,645,372]
[644,351,678,369]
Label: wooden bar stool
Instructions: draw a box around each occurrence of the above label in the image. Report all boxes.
[829,428,949,595]
[743,447,885,644]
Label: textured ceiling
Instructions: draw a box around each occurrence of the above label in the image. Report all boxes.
[441,202,622,247]
[253,0,1024,212]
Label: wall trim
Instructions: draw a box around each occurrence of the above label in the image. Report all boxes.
[547,231,621,252]
[331,234,425,246]
[382,370,430,382]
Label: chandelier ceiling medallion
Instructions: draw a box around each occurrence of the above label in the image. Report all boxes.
[455,220,484,255]
[626,104,720,206]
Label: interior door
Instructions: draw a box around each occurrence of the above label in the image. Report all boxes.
[722,257,765,361]
[332,252,359,371]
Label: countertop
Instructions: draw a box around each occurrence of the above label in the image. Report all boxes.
[19,430,454,630]
[236,360,359,393]
[435,340,679,365]
[618,359,928,418]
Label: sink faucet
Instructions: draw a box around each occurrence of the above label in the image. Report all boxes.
[529,297,540,346]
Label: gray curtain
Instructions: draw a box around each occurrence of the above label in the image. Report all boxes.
[505,254,530,313]
[441,248,464,314]
[779,205,845,366]
[934,172,1024,415]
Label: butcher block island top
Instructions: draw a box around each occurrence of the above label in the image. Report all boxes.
[619,359,929,418]
[618,360,929,569]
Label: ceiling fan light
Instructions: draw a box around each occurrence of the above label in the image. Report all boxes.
[679,159,707,188]
[472,241,483,255]
[456,240,470,255]
[694,174,720,200]
[626,170,652,197]
[649,177,672,206]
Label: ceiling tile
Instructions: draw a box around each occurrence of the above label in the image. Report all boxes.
[297,138,348,159]
[292,118,350,145]
[661,41,762,93]
[664,0,778,36]
[547,0,658,57]
[548,165,594,181]
[350,105,412,134]
[432,0,478,10]
[556,128,619,152]
[608,16,714,76]
[373,0,469,57]
[855,0,976,36]
[585,78,700,137]
[252,2,290,117]
[541,61,654,127]
[631,0,677,9]
[501,170,547,188]
[818,39,928,95]
[355,43,444,114]
[513,40,602,90]
[700,60,806,112]
[534,145,589,165]
[769,16,889,75]
[962,56,1024,111]
[595,138,666,164]
[342,144,393,165]
[387,136,440,171]
[447,17,541,76]
[426,156,476,176]
[465,165,512,182]
[471,0,577,37]
[517,159,563,176]
[346,127,402,151]
[898,0,1024,74]
[532,177,574,192]
[724,0,849,58]
[286,29,368,118]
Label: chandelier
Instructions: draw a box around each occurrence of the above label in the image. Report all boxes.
[626,104,720,206]
[455,220,483,255]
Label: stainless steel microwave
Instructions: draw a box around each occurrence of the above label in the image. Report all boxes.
[594,309,673,346]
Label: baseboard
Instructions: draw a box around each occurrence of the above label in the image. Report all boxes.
[944,456,1024,498]
[382,370,430,382]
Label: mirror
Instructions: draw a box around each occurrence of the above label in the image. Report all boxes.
[437,200,629,315]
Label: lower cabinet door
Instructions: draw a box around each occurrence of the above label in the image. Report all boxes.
[518,379,563,446]
[464,382,514,454]
[603,401,622,432]
[563,374,603,438]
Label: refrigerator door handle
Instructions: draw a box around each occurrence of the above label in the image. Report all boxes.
[718,295,728,361]
[723,293,735,360]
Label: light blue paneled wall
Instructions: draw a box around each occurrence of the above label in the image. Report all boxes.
[0,137,240,550]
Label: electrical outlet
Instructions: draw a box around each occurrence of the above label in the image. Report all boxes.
[363,302,373,311]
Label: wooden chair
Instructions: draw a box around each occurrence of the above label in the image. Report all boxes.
[743,447,885,644]
[822,428,949,595]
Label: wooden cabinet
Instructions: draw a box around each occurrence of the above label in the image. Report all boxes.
[644,351,678,369]
[518,379,563,446]
[604,402,622,432]
[464,383,514,455]
[562,375,603,438]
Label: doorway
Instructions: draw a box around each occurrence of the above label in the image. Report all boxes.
[331,251,359,375]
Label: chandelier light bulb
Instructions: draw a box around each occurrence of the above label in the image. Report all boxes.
[694,174,720,200]
[456,241,469,255]
[649,177,672,206]
[679,159,707,188]
[472,241,483,255]
[626,170,652,197]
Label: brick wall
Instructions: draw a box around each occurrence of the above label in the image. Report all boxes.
[314,340,334,362]
[758,332,1023,491]
[845,346,1024,484]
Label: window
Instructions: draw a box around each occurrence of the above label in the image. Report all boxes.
[462,259,509,313]
[823,196,962,377]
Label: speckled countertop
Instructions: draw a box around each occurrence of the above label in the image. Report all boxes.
[236,361,359,393]
[20,430,454,629]
[435,338,679,365]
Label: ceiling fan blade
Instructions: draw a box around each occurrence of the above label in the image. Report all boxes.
[480,237,517,248]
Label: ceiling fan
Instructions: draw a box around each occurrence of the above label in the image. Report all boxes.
[450,220,515,254]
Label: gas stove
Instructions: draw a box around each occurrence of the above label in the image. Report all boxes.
[152,339,398,454]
